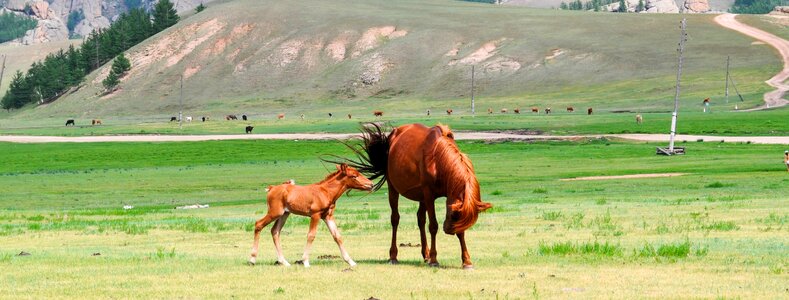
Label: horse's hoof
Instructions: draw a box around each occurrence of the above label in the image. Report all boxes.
[388,259,399,265]
[463,265,474,270]
[347,260,357,267]
[428,262,440,268]
[247,261,256,266]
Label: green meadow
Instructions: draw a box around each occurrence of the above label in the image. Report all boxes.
[0,138,786,298]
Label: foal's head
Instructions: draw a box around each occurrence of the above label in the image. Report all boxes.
[335,164,374,191]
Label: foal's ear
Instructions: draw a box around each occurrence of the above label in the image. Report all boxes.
[336,164,348,173]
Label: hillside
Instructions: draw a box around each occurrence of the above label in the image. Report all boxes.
[5,0,780,119]
[501,0,735,11]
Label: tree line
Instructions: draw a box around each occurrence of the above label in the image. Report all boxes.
[0,12,38,43]
[730,0,787,14]
[1,0,180,110]
[559,0,645,12]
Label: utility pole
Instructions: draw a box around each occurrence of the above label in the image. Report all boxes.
[470,65,475,116]
[179,75,183,130]
[0,55,6,89]
[725,56,730,104]
[668,18,687,155]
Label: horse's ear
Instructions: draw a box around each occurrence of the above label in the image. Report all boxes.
[336,164,348,173]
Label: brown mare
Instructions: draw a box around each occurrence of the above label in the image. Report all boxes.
[248,164,373,267]
[531,107,539,113]
[277,113,285,120]
[335,123,492,269]
[500,108,508,113]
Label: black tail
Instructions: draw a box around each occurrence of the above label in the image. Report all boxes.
[323,122,390,191]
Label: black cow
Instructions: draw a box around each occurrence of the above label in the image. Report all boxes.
[242,115,248,121]
[65,119,75,126]
[170,117,177,122]
[245,126,254,134]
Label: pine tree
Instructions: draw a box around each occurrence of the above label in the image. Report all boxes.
[1,71,30,109]
[195,3,206,13]
[560,2,568,9]
[618,0,627,12]
[103,71,120,91]
[152,0,179,33]
[111,53,131,76]
[637,0,645,12]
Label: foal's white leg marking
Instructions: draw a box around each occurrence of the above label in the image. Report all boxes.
[272,213,290,266]
[302,215,320,268]
[326,219,355,267]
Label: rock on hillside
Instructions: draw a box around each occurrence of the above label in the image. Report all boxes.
[1,0,216,44]
[683,0,710,13]
[645,0,679,13]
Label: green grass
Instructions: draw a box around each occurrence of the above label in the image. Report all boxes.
[0,139,787,298]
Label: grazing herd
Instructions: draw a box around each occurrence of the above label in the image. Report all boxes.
[63,106,645,130]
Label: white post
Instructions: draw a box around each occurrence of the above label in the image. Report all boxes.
[669,18,687,153]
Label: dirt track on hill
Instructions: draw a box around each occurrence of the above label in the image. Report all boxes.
[1,133,788,145]
[714,14,789,111]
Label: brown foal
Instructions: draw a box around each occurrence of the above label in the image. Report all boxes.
[248,164,373,267]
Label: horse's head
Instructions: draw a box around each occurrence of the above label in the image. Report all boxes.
[442,178,492,235]
[336,164,374,191]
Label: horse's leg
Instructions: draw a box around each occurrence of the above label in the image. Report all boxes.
[417,202,429,262]
[271,212,290,266]
[300,214,321,268]
[425,199,440,267]
[387,181,400,264]
[457,232,473,270]
[249,213,278,265]
[324,216,356,267]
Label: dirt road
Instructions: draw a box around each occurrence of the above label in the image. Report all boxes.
[1,133,788,144]
[714,14,789,111]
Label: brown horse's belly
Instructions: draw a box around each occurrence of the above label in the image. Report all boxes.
[387,124,430,202]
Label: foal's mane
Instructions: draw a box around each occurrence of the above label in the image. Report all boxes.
[316,169,343,185]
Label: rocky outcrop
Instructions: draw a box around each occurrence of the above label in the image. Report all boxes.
[3,0,69,45]
[601,0,639,12]
[644,0,679,13]
[771,6,789,15]
[683,0,710,13]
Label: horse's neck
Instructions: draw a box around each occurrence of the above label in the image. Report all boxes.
[314,178,347,203]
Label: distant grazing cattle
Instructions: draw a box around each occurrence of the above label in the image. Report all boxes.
[245,126,254,134]
[531,107,539,113]
[487,108,493,114]
[587,107,593,115]
[501,108,508,113]
[636,114,643,124]
[65,119,75,126]
[373,110,384,117]
[446,109,453,116]
[201,116,209,122]
[226,115,238,120]
[300,114,305,120]
[514,108,520,114]
[426,109,431,116]
[347,113,352,119]
[242,115,248,121]
[170,117,177,122]
[277,113,285,120]
[186,116,192,122]
[91,119,102,125]
[567,106,574,113]
[328,113,333,118]
[545,108,551,114]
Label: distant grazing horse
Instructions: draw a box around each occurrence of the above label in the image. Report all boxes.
[226,115,238,120]
[373,110,384,117]
[587,107,593,115]
[500,108,508,113]
[65,119,75,126]
[514,108,520,114]
[636,114,643,124]
[336,123,492,269]
[170,117,177,122]
[566,106,574,113]
[277,113,285,120]
[242,115,248,121]
[446,109,453,116]
[248,164,373,267]
[245,126,254,134]
[91,119,102,125]
[545,108,551,114]
[487,108,493,114]
[300,114,305,120]
[531,107,539,113]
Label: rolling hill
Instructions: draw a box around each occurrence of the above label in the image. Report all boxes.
[3,0,781,119]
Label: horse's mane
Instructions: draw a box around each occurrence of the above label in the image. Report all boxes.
[316,169,342,185]
[432,125,491,233]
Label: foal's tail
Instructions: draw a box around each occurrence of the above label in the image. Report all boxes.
[323,122,390,191]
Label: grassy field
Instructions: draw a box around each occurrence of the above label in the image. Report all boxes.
[0,0,779,119]
[0,138,786,298]
[0,106,787,136]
